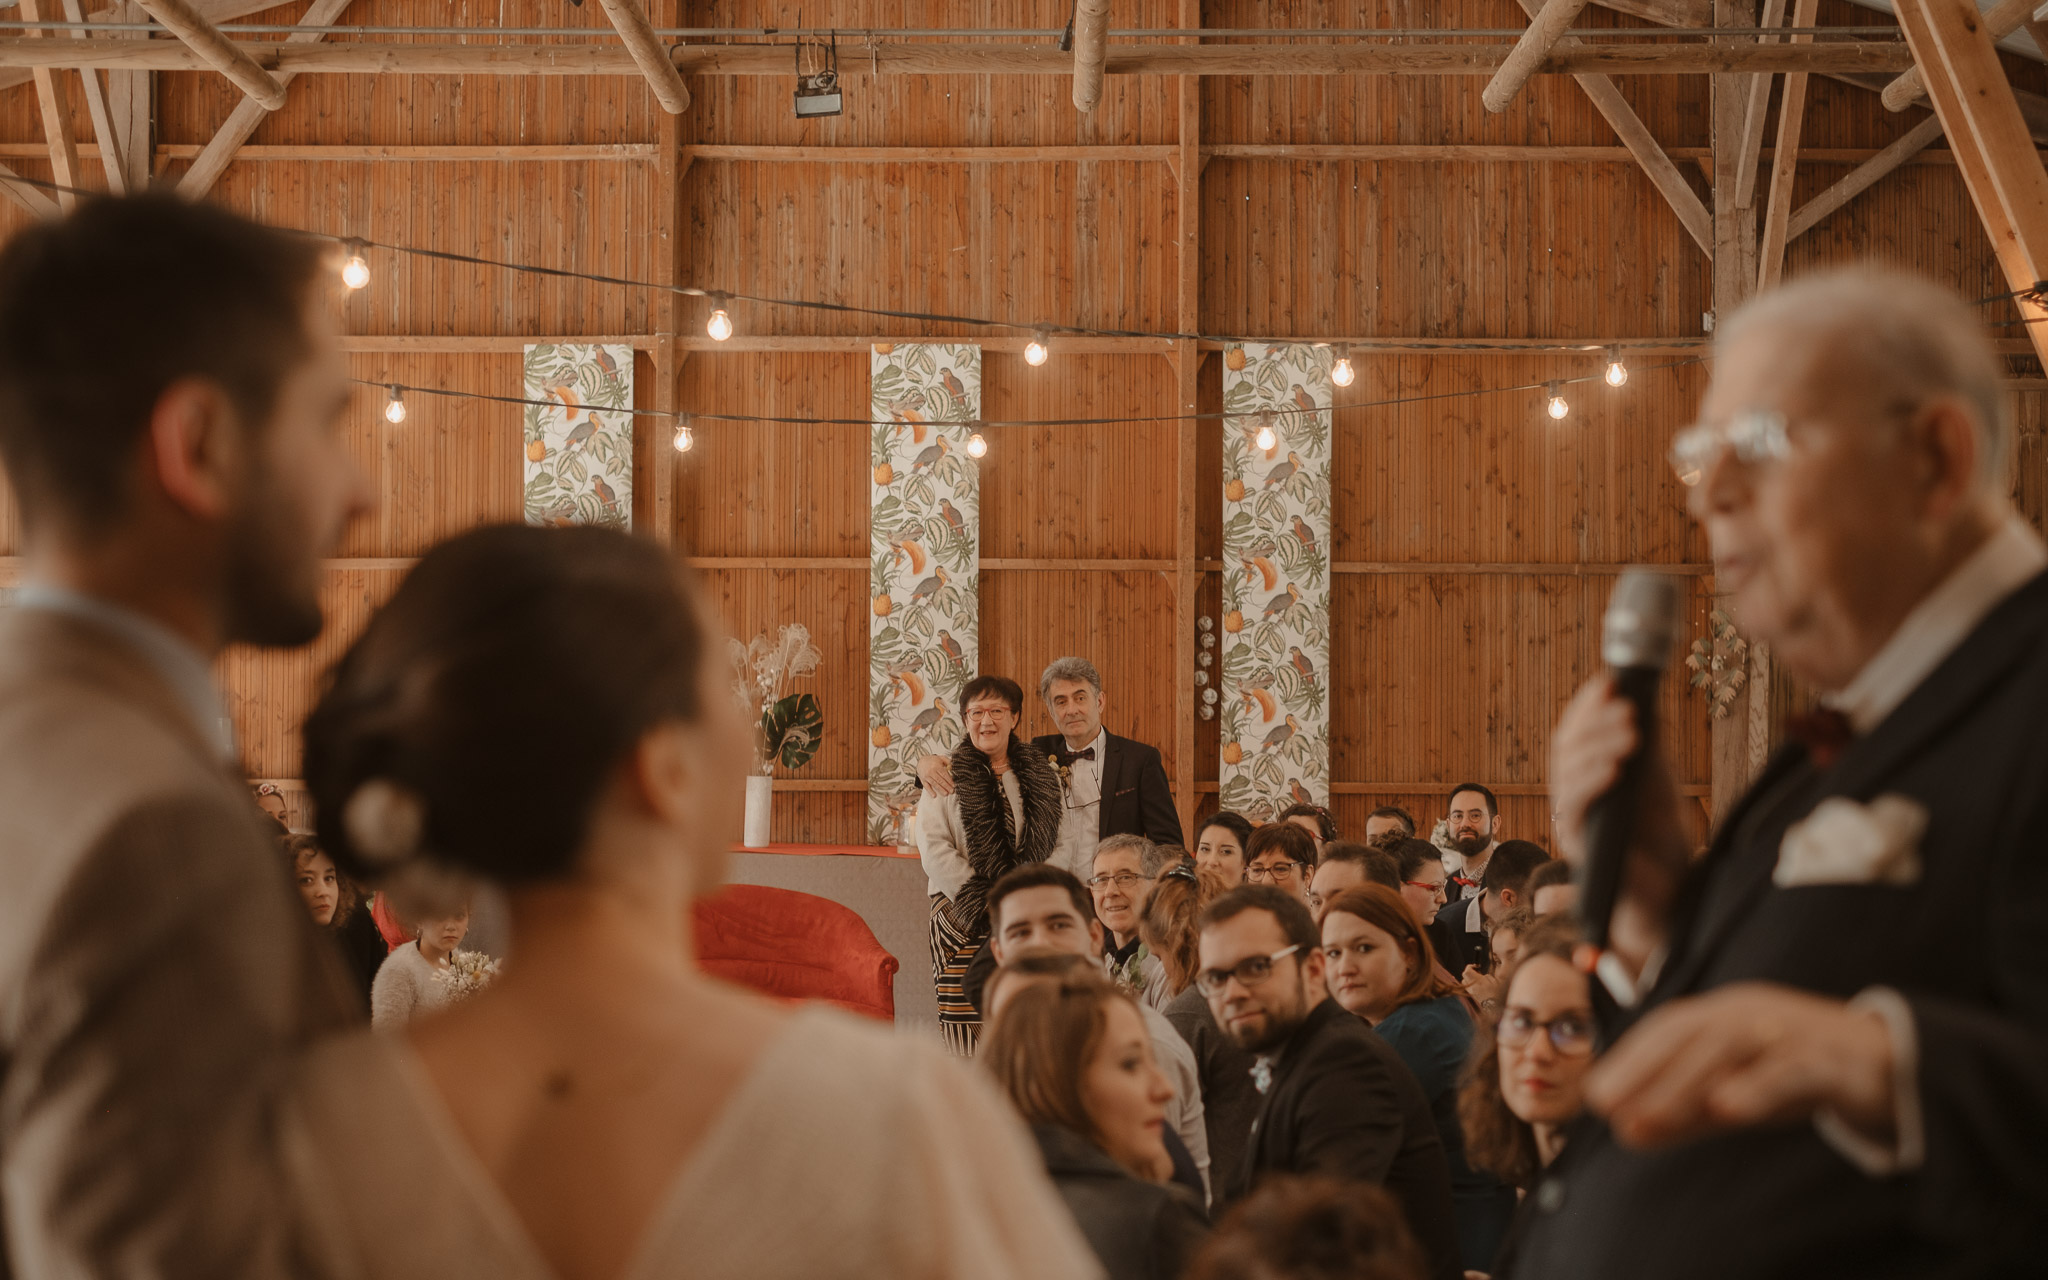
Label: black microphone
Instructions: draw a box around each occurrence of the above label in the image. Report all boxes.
[1576,569,1681,956]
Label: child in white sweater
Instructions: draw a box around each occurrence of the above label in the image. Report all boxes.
[369,902,471,1029]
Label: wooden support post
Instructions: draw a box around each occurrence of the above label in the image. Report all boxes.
[648,2,683,546]
[1484,0,1595,112]
[1788,114,1944,239]
[21,0,80,208]
[1883,0,2034,111]
[133,0,286,108]
[1757,0,1820,290]
[1073,0,1110,111]
[1732,0,1788,208]
[179,0,353,199]
[596,0,689,114]
[1895,0,2048,370]
[1172,0,1200,837]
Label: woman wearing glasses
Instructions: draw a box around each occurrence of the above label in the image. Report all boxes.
[1318,886,1516,1273]
[1240,823,1317,905]
[1457,915,1596,1276]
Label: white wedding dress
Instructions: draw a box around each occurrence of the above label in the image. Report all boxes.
[283,1005,1100,1280]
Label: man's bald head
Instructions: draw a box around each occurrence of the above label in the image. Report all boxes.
[1713,267,2009,492]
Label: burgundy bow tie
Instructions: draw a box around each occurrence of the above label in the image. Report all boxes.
[1788,707,1855,769]
[1059,747,1096,764]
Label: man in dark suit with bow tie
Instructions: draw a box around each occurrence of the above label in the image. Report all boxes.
[1517,268,2048,1279]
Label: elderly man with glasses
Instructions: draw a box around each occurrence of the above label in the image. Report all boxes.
[1088,833,1168,1008]
[1524,268,2048,1279]
[1195,885,1463,1280]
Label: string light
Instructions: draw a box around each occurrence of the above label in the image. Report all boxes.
[1024,329,1050,367]
[965,431,989,458]
[1254,421,1278,451]
[1545,382,1569,421]
[706,293,734,342]
[340,238,370,290]
[383,385,407,424]
[1603,346,1629,388]
[672,413,694,453]
[1330,343,1356,388]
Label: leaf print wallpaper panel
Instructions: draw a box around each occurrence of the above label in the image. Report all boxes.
[523,342,634,529]
[1219,342,1332,821]
[869,343,982,845]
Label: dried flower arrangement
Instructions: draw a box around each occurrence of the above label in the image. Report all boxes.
[1686,608,1751,721]
[434,949,499,1002]
[729,623,825,776]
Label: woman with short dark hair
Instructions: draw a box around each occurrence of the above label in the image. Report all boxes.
[915,673,1064,1056]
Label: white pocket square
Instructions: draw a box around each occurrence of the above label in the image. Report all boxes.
[1773,794,1927,888]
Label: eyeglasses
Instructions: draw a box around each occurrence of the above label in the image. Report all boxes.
[1497,1007,1596,1057]
[1403,879,1448,901]
[1668,409,1791,487]
[1245,861,1306,883]
[1195,944,1302,996]
[1086,871,1154,890]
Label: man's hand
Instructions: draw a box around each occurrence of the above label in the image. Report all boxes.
[1548,676,1692,973]
[916,753,953,796]
[1586,983,1897,1151]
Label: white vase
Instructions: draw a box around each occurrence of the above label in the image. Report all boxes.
[743,774,774,848]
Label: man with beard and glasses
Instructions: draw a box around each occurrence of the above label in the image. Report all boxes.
[1431,784,1501,983]
[0,194,373,1276]
[1195,885,1461,1280]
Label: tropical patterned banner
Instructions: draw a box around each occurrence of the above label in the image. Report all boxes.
[868,343,982,844]
[1219,342,1333,820]
[523,342,634,529]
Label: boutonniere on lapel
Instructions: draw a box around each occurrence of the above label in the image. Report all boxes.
[1048,751,1073,797]
[1773,794,1928,887]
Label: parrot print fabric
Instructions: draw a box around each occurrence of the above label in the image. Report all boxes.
[523,342,634,529]
[868,343,982,845]
[1220,342,1332,821]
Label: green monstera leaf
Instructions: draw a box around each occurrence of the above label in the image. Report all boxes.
[762,693,824,770]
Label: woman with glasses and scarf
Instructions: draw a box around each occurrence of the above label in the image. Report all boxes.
[915,674,1064,1056]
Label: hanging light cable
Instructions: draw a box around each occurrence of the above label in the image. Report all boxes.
[1603,346,1629,388]
[1330,342,1356,388]
[383,385,407,424]
[706,292,734,342]
[1545,382,1569,421]
[340,238,370,290]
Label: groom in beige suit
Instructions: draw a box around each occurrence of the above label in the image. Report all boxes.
[0,195,372,1274]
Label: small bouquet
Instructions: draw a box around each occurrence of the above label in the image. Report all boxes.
[435,949,500,1003]
[729,623,825,776]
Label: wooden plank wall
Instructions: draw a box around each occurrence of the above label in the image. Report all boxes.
[0,0,2039,847]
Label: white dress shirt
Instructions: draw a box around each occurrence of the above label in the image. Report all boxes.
[1052,727,1105,881]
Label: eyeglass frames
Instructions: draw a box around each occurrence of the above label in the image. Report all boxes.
[1194,944,1302,997]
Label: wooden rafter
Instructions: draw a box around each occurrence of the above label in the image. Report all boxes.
[179,0,351,198]
[60,0,121,192]
[1757,0,1822,289]
[1073,0,1110,110]
[1883,0,2034,110]
[132,0,284,107]
[1485,0,1596,111]
[595,0,688,114]
[1894,0,2048,369]
[19,0,78,208]
[1788,113,1944,239]
[1732,0,1789,208]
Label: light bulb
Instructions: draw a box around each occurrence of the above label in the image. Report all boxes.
[1545,382,1569,421]
[706,307,733,342]
[1603,347,1628,388]
[1254,423,1277,451]
[672,416,694,453]
[340,240,370,290]
[965,431,989,459]
[1024,331,1049,367]
[383,386,406,425]
[1330,344,1355,388]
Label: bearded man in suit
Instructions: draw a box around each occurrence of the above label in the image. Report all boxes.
[1520,267,2048,1278]
[0,195,373,1274]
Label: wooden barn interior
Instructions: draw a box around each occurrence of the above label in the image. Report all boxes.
[0,0,2045,1021]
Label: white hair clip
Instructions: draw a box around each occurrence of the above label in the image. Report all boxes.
[343,778,425,867]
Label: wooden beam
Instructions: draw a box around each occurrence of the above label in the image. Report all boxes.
[1733,0,1788,208]
[1883,0,2034,110]
[1788,112,1944,238]
[0,37,1920,77]
[0,161,56,216]
[1172,0,1200,843]
[1757,0,1822,290]
[59,0,121,192]
[131,0,284,107]
[1895,0,2048,369]
[178,0,351,199]
[595,0,688,114]
[20,0,78,208]
[1073,0,1110,110]
[649,0,682,547]
[1485,0,1596,112]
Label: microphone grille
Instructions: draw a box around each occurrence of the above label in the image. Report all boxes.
[1602,569,1681,670]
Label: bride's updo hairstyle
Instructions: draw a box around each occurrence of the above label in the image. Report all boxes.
[304,524,706,886]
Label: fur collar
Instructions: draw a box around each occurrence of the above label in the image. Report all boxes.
[947,732,1064,934]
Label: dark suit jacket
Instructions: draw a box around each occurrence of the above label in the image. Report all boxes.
[1234,999,1463,1280]
[1427,896,1491,976]
[1510,568,2048,1280]
[1031,730,1184,847]
[1034,1124,1209,1280]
